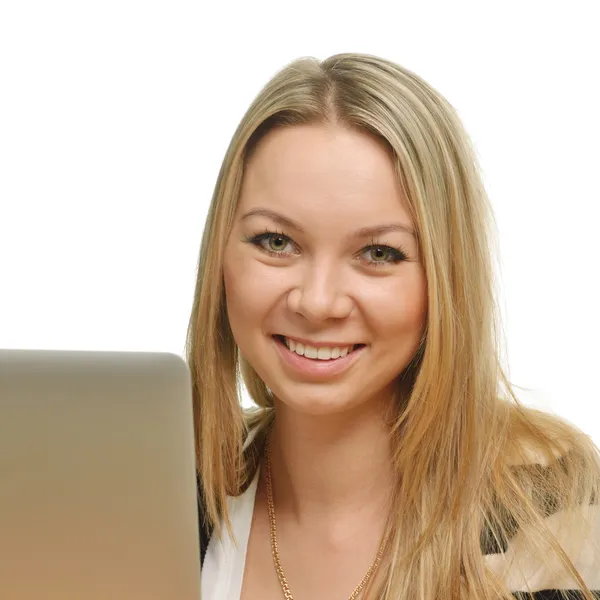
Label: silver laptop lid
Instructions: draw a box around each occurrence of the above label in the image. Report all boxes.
[0,350,201,600]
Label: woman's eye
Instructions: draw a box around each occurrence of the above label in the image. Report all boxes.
[361,245,407,265]
[266,234,290,252]
[246,232,296,255]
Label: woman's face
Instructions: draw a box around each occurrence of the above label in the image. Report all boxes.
[223,124,427,416]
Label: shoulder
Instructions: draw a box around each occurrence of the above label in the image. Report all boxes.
[482,417,600,596]
[484,501,600,596]
[197,417,266,567]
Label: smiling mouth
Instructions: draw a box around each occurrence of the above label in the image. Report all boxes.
[273,335,365,361]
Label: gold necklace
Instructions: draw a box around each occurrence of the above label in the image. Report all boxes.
[264,437,388,600]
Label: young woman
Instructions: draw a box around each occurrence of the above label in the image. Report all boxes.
[186,53,600,599]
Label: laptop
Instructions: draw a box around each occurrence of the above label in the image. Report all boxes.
[0,349,201,600]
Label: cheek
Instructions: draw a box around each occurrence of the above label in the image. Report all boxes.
[223,251,254,332]
[223,247,285,335]
[360,270,427,338]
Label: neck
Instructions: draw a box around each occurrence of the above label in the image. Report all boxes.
[267,398,395,524]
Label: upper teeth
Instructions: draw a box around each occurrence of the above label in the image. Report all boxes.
[284,337,354,360]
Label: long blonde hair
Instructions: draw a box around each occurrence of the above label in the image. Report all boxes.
[186,53,600,599]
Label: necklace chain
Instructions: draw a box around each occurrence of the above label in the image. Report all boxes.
[264,437,388,600]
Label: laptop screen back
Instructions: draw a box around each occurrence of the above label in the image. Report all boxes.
[0,350,201,600]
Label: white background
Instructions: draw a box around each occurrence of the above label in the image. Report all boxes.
[1,1,598,442]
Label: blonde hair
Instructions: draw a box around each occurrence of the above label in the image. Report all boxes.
[186,53,600,599]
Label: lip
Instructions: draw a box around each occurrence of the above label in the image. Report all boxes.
[277,334,363,348]
[273,335,365,380]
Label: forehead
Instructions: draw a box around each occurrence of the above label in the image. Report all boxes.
[238,124,413,227]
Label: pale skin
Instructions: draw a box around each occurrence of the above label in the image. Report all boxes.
[223,123,428,599]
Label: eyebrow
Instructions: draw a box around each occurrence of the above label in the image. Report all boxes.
[241,208,303,232]
[241,207,415,238]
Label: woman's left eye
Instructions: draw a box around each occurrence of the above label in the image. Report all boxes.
[360,245,407,265]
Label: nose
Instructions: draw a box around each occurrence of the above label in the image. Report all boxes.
[286,261,353,323]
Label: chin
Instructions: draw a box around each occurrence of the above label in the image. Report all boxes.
[271,385,370,417]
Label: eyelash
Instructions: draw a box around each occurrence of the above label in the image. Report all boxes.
[243,230,409,266]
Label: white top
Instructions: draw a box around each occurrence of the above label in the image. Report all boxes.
[201,434,261,600]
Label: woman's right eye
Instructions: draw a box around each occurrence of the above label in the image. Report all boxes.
[245,232,297,256]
